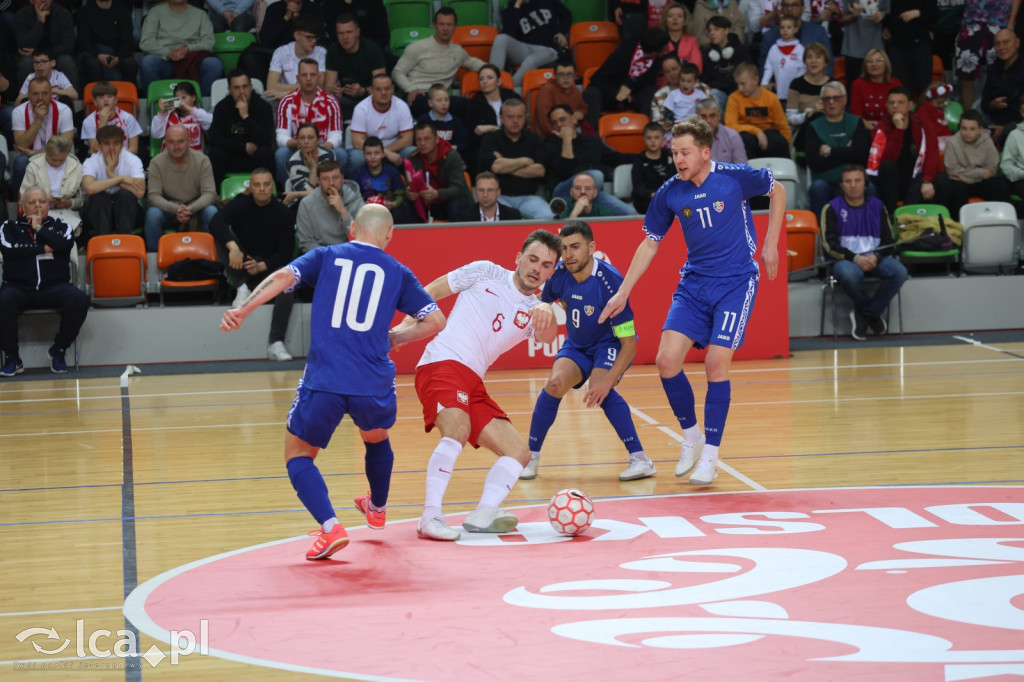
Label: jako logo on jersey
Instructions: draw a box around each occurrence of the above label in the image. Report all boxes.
[514,311,531,329]
[713,201,725,212]
[584,305,595,316]
[694,193,707,199]
[456,390,468,404]
[683,207,693,219]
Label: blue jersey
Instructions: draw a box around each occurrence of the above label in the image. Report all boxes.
[644,163,774,279]
[289,241,437,396]
[541,258,635,349]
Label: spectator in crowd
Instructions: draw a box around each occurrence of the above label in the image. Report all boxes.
[349,136,419,223]
[20,135,84,237]
[805,81,871,217]
[144,125,218,251]
[982,28,1024,140]
[998,99,1024,204]
[75,0,138,86]
[757,0,833,75]
[14,0,79,93]
[207,70,277,186]
[150,80,212,153]
[15,48,76,106]
[693,0,747,50]
[490,0,571,87]
[822,164,907,341]
[324,0,390,53]
[479,98,552,219]
[465,63,519,171]
[583,28,671,132]
[696,96,748,163]
[392,8,486,119]
[955,0,1018,113]
[661,3,704,75]
[296,159,364,250]
[241,0,328,85]
[10,77,74,198]
[701,15,752,111]
[209,168,297,361]
[282,121,333,207]
[786,41,830,131]
[934,109,1010,219]
[139,0,222,96]
[82,124,145,237]
[264,14,328,101]
[839,0,888,89]
[207,0,256,32]
[324,14,386,121]
[457,171,523,221]
[850,49,902,130]
[651,55,686,140]
[885,0,936,97]
[917,82,956,151]
[762,15,806,104]
[932,0,966,75]
[545,104,635,215]
[81,81,143,155]
[610,0,649,45]
[417,83,468,152]
[725,61,792,158]
[865,86,939,213]
[664,61,712,122]
[632,122,675,213]
[405,121,472,222]
[533,57,590,140]
[554,171,635,218]
[275,58,346,184]
[349,73,414,173]
[0,187,88,377]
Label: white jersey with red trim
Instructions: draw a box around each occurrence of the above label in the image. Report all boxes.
[417,260,544,379]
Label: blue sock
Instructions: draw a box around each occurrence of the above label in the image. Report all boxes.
[364,439,394,508]
[661,371,698,430]
[600,388,643,455]
[528,389,562,452]
[704,380,731,447]
[286,457,335,525]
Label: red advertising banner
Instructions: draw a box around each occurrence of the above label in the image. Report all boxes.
[388,216,789,374]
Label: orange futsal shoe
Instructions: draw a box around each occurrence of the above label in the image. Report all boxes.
[354,493,386,530]
[306,525,349,560]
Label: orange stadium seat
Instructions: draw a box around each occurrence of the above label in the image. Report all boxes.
[453,25,497,82]
[86,234,148,307]
[599,112,649,154]
[570,21,619,76]
[157,232,222,306]
[522,68,555,126]
[785,210,823,280]
[83,81,140,117]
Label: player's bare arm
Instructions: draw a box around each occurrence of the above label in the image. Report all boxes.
[598,237,659,324]
[583,333,637,408]
[393,273,453,334]
[761,182,786,280]
[220,267,296,331]
[389,309,446,351]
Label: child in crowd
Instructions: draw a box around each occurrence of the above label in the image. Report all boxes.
[151,81,213,152]
[651,54,684,143]
[416,83,468,153]
[761,15,805,107]
[726,61,792,158]
[916,83,955,151]
[81,81,143,155]
[350,136,419,223]
[16,48,78,104]
[631,123,675,213]
[664,61,711,122]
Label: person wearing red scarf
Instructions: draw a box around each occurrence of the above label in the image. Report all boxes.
[865,86,939,214]
[405,121,472,222]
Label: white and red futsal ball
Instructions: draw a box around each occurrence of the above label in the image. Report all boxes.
[547,488,595,536]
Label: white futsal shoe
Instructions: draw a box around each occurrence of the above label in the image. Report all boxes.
[619,456,657,481]
[417,516,461,541]
[462,506,519,533]
[519,455,540,479]
[267,341,293,362]
[675,434,706,477]
[689,456,719,486]
[232,283,250,308]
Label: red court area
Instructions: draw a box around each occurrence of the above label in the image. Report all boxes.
[127,488,1024,681]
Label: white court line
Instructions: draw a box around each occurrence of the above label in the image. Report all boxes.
[953,335,1013,354]
[0,605,122,618]
[0,651,171,666]
[629,406,767,492]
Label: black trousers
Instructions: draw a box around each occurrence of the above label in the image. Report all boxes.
[85,188,141,236]
[0,282,89,356]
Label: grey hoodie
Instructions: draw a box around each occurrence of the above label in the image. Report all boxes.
[295,181,365,253]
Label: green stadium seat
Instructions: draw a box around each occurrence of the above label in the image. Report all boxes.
[384,0,434,30]
[390,27,435,56]
[214,32,256,73]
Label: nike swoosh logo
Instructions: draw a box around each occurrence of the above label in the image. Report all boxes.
[439,468,452,474]
[484,288,498,296]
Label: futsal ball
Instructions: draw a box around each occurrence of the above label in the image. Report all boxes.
[548,488,595,536]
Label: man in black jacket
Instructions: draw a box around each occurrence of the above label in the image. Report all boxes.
[489,0,572,87]
[0,188,88,376]
[207,70,277,187]
[582,28,670,133]
[458,172,524,222]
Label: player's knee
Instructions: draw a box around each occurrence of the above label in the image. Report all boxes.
[544,378,571,397]
[655,348,684,377]
[704,356,731,382]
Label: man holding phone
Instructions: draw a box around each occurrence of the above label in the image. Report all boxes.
[324,14,386,120]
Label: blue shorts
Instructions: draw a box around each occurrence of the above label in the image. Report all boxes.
[663,272,758,350]
[286,384,397,449]
[557,339,627,389]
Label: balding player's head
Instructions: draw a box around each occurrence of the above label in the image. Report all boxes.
[352,204,395,248]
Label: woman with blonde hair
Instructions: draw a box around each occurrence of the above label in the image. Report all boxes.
[20,136,85,236]
[660,3,703,77]
[850,48,903,130]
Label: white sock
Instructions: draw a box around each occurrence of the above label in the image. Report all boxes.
[684,425,703,443]
[478,456,524,509]
[423,437,463,520]
[322,516,338,532]
[630,450,651,463]
[529,451,540,461]
[702,444,720,462]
